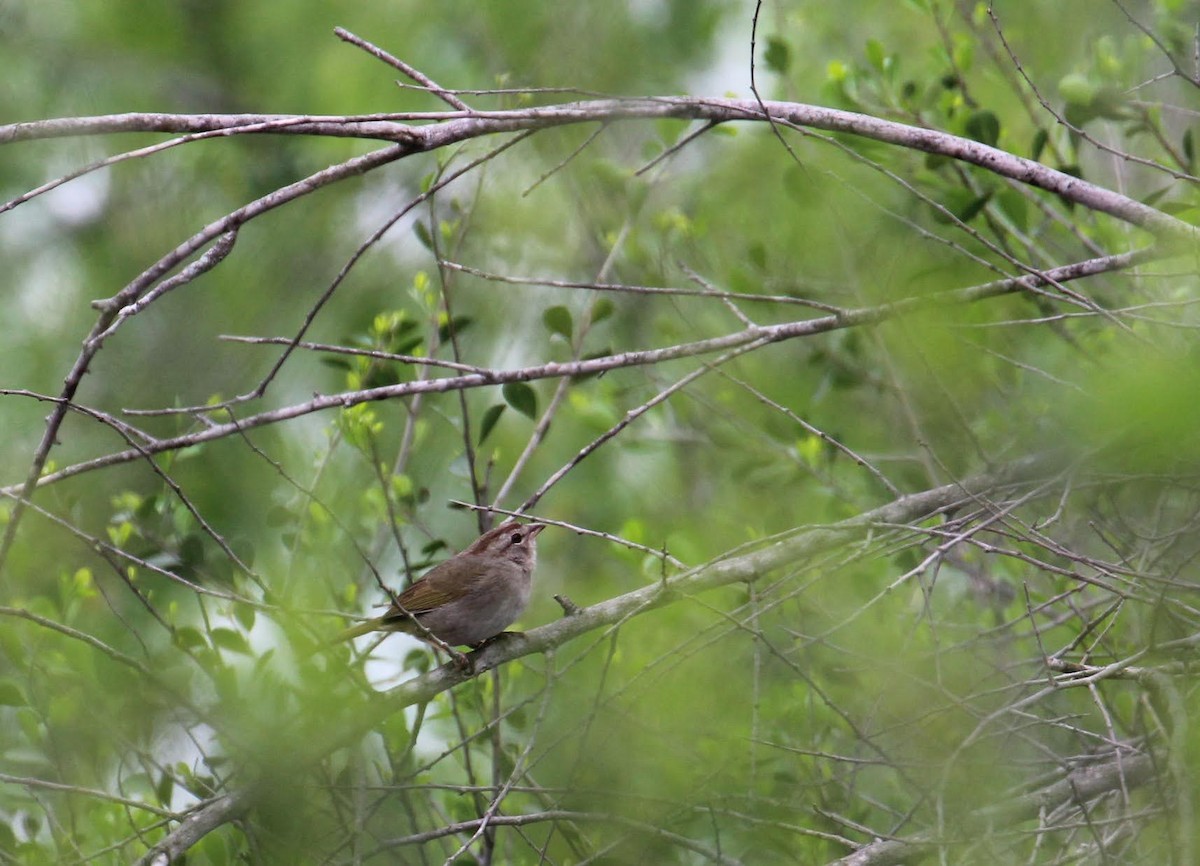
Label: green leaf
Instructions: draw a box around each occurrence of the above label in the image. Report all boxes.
[932,188,993,224]
[591,297,615,323]
[413,220,433,251]
[996,188,1029,233]
[502,382,538,419]
[865,39,887,73]
[782,164,809,202]
[965,110,1000,147]
[173,626,207,651]
[234,605,256,632]
[543,305,573,340]
[438,315,472,343]
[957,192,993,223]
[1058,72,1096,106]
[211,628,252,655]
[1030,128,1049,162]
[1089,86,1127,121]
[0,679,26,707]
[155,773,175,807]
[180,534,204,568]
[478,404,506,444]
[1140,187,1171,208]
[764,37,791,74]
[1184,128,1194,172]
[747,242,767,271]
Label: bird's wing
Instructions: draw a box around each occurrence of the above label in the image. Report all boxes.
[384,555,490,615]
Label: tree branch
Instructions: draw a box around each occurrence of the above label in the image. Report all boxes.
[4,98,1193,240]
[0,248,1148,500]
[832,751,1157,865]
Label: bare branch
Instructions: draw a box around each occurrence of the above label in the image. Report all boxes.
[5,99,1193,239]
[0,249,1150,500]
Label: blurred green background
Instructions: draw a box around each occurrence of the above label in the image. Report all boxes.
[2,1,1199,863]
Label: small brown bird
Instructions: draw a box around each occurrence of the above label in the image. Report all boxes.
[335,520,545,647]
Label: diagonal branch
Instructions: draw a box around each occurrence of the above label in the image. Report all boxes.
[0,142,416,578]
[0,248,1149,501]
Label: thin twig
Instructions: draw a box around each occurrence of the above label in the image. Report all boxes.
[334,27,472,111]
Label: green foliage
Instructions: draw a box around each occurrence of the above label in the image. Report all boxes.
[3,1,1200,864]
[502,382,539,419]
[542,304,574,341]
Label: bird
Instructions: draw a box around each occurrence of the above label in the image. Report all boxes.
[334,520,545,647]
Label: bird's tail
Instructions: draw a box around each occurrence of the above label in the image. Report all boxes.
[332,617,383,644]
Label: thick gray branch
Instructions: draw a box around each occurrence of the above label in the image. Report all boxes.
[3,98,1192,240]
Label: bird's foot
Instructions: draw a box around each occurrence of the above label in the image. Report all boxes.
[449,647,473,672]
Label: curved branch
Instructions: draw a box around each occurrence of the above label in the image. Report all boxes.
[133,791,250,866]
[4,98,1193,239]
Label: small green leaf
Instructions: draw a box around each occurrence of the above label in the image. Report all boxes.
[391,474,414,498]
[180,534,204,568]
[155,773,175,807]
[543,306,573,340]
[1030,128,1049,162]
[478,404,506,444]
[234,605,256,632]
[413,220,433,251]
[1058,72,1096,107]
[747,242,767,271]
[502,382,538,419]
[173,626,207,651]
[591,298,615,323]
[1184,129,1194,172]
[764,37,791,74]
[438,315,472,343]
[965,110,1000,147]
[211,628,252,655]
[958,192,992,222]
[1089,86,1127,121]
[932,188,993,224]
[0,679,26,707]
[996,188,1029,233]
[865,38,887,73]
[405,648,432,673]
[134,494,159,520]
[782,164,809,202]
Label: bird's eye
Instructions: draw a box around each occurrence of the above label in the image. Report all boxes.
[511,532,523,544]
